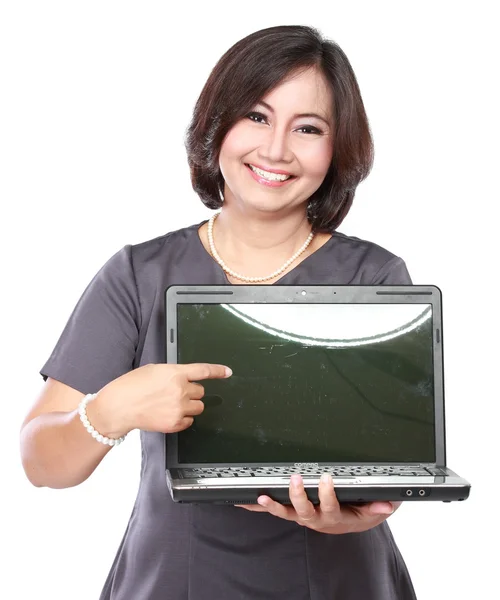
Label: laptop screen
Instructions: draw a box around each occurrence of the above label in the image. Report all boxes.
[176,303,435,464]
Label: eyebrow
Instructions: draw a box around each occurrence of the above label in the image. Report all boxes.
[256,100,332,127]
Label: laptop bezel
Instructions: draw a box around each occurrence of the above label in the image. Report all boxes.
[164,285,445,470]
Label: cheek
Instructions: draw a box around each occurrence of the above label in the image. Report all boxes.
[300,140,333,179]
[220,123,257,164]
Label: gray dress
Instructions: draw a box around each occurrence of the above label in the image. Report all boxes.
[41,220,418,600]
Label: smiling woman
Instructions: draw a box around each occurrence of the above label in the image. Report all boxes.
[186,25,373,234]
[21,24,417,600]
[220,68,334,212]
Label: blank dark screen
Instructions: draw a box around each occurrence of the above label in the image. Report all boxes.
[176,303,435,464]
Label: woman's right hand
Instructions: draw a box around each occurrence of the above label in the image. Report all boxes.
[87,363,233,438]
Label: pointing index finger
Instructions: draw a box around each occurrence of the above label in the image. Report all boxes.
[182,363,232,381]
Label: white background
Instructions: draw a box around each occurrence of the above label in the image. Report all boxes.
[1,1,498,598]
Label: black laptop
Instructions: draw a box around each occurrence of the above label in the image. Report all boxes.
[164,285,470,504]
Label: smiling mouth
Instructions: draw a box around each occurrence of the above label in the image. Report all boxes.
[245,163,296,182]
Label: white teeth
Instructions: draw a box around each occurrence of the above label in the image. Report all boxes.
[248,164,291,182]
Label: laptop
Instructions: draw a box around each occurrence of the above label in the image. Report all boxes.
[164,285,470,504]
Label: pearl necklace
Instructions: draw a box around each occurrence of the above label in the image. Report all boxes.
[207,213,315,283]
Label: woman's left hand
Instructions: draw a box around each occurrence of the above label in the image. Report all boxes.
[235,474,401,534]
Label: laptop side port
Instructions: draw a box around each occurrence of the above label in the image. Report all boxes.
[405,489,413,497]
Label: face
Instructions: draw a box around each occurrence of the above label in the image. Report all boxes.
[218,67,334,216]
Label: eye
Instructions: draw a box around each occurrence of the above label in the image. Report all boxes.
[295,125,323,135]
[246,111,268,124]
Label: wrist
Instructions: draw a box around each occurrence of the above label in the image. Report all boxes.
[85,389,131,439]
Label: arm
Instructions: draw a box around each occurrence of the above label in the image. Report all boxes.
[21,364,231,489]
[20,378,120,489]
[21,245,233,489]
[20,246,141,489]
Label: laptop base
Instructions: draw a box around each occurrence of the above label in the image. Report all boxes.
[166,471,471,504]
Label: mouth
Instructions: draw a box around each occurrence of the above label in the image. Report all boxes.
[245,163,296,183]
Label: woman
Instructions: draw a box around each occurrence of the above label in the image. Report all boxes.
[20,25,417,599]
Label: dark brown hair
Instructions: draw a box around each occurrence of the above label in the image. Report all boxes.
[185,25,374,232]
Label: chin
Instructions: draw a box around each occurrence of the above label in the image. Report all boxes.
[234,195,295,214]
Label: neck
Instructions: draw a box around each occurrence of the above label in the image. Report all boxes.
[207,205,315,281]
[214,206,312,253]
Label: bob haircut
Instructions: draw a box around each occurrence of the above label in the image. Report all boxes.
[185,25,374,232]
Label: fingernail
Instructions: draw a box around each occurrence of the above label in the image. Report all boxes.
[291,474,302,488]
[258,497,269,506]
[320,473,332,485]
[225,367,232,377]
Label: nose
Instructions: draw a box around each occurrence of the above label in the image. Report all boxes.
[259,124,294,165]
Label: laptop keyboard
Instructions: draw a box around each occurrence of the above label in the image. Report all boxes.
[184,465,433,478]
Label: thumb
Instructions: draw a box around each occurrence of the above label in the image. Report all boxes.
[368,502,396,515]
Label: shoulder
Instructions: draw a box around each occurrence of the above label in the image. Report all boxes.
[332,230,399,267]
[92,221,205,292]
[128,221,204,268]
[329,230,412,284]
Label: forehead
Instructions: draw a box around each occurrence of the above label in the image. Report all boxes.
[260,67,334,121]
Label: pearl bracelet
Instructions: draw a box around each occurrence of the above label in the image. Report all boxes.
[78,393,126,446]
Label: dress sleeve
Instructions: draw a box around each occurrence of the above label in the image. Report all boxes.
[40,245,142,395]
[370,256,413,285]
